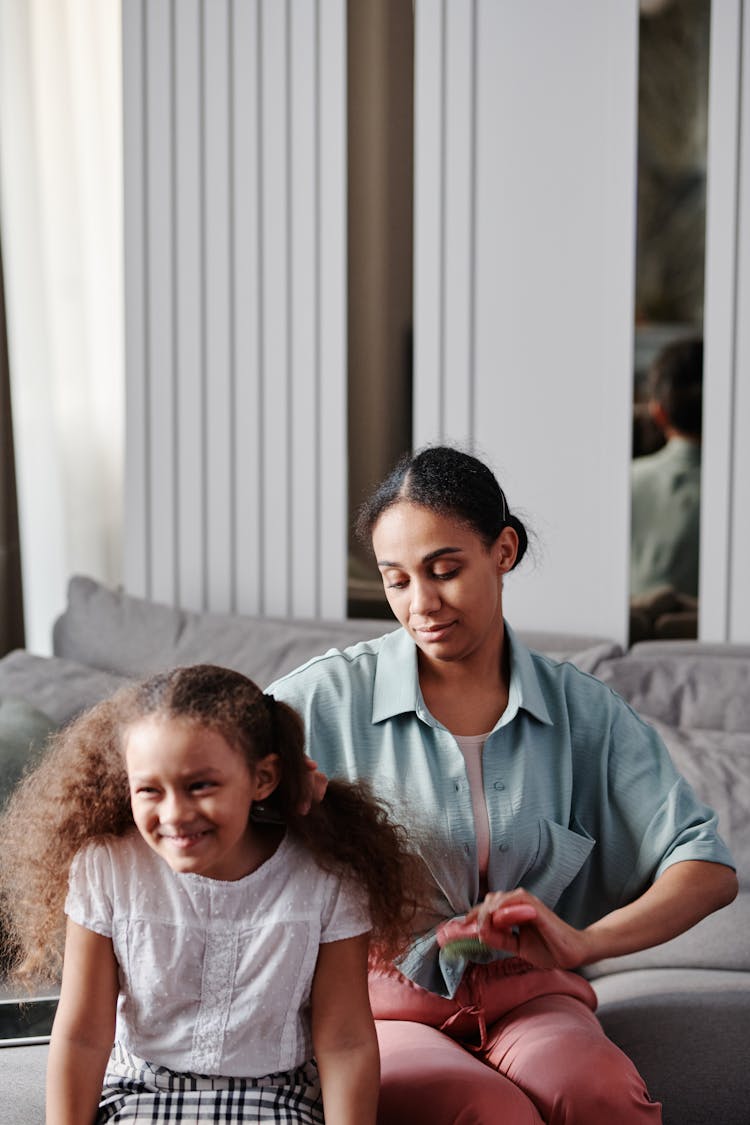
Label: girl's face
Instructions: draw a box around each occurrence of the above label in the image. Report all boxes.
[125,716,279,881]
[372,501,518,669]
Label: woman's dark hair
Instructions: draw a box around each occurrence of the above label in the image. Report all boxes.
[356,444,528,569]
[0,665,424,982]
[648,337,703,439]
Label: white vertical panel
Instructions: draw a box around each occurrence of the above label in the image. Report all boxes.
[290,0,319,617]
[442,0,474,441]
[317,0,347,619]
[260,0,291,616]
[414,0,638,644]
[204,0,233,612]
[123,0,149,597]
[232,0,263,616]
[123,0,347,619]
[730,1,750,639]
[701,0,742,641]
[413,0,444,442]
[145,0,176,605]
[174,0,205,609]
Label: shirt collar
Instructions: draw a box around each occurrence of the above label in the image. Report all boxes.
[504,622,553,726]
[372,628,419,722]
[371,621,553,727]
[662,436,702,465]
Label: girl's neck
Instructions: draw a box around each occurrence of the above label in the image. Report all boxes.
[242,823,285,876]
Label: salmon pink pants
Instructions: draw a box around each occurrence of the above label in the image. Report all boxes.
[369,961,662,1125]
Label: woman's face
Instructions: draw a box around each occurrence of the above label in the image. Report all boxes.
[371,501,518,668]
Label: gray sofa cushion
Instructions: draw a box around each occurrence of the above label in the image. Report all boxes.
[584,891,750,977]
[0,651,130,725]
[593,967,750,1125]
[0,697,58,810]
[596,642,750,731]
[53,576,399,686]
[0,1042,46,1123]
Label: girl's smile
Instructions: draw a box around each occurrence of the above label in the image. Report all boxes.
[125,716,280,881]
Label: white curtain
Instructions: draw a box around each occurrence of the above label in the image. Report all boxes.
[0,0,124,654]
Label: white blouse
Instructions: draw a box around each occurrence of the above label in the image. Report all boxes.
[65,830,370,1078]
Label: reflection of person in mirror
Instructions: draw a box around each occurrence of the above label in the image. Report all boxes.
[269,444,737,1125]
[630,337,703,599]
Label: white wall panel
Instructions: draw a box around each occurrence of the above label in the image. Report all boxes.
[317,0,347,619]
[701,0,750,644]
[701,0,742,641]
[414,0,639,644]
[174,0,205,610]
[123,0,347,619]
[145,0,177,607]
[733,2,750,640]
[122,0,148,597]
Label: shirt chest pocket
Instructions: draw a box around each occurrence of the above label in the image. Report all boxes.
[518,819,595,909]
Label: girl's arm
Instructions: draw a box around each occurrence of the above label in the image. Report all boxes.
[46,918,119,1125]
[310,933,379,1125]
[469,859,738,969]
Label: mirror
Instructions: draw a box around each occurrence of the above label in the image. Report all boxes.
[630,0,710,643]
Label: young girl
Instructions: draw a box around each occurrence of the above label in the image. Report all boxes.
[0,664,423,1125]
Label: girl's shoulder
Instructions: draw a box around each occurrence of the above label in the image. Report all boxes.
[70,830,155,887]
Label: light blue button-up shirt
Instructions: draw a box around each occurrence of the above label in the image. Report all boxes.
[269,623,734,998]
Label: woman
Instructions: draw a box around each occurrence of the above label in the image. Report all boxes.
[269,445,737,1125]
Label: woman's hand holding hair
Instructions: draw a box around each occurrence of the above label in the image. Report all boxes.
[297,758,329,814]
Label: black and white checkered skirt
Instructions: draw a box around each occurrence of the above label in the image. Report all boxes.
[96,1043,324,1124]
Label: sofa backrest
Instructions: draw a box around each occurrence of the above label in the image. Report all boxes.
[595,641,750,732]
[53,577,399,688]
[53,576,623,686]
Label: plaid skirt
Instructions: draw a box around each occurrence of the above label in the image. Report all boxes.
[96,1043,324,1124]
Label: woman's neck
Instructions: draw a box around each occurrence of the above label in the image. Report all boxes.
[418,634,511,736]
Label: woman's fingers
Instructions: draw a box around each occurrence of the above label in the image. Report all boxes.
[297,759,329,814]
[489,902,538,928]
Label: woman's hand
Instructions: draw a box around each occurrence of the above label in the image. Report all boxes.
[297,758,329,814]
[467,889,593,970]
[465,860,738,971]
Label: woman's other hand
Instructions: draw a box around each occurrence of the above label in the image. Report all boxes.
[298,758,329,814]
[468,889,593,970]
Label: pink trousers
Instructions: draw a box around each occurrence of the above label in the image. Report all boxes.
[369,961,662,1125]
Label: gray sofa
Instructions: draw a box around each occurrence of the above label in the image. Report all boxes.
[0,576,747,1125]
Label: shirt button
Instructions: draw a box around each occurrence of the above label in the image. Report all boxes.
[463,844,471,855]
[498,842,510,853]
[493,781,506,791]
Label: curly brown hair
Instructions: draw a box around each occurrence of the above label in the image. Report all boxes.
[0,665,425,984]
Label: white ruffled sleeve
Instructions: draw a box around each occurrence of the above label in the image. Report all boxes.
[319,872,371,944]
[64,839,116,938]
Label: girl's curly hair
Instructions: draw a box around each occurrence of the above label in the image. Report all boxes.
[0,665,425,984]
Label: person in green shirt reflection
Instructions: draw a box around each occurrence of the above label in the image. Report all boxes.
[631,337,703,600]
